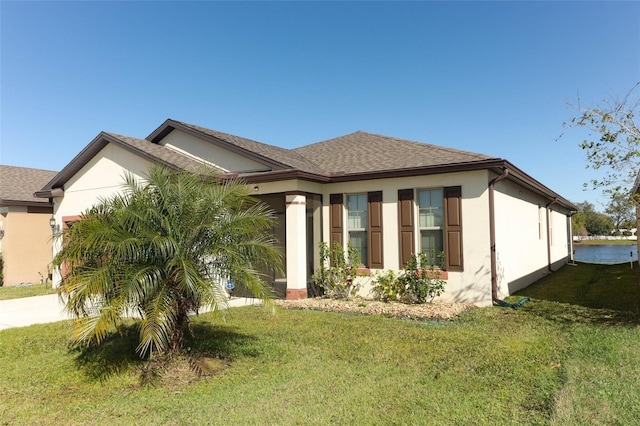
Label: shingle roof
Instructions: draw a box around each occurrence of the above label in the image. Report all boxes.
[165,120,327,175]
[105,132,205,171]
[35,119,575,210]
[0,165,58,206]
[292,131,497,175]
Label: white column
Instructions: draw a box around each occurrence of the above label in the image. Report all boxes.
[285,193,307,299]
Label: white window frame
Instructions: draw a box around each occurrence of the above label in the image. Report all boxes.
[417,188,444,265]
[346,193,368,267]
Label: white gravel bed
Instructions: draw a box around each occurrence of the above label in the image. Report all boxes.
[274,297,476,321]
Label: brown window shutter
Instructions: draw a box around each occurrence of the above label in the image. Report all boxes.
[329,193,343,249]
[444,186,463,271]
[368,191,383,269]
[398,189,415,268]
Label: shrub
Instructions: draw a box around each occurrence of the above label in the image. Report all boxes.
[371,270,401,302]
[0,252,4,287]
[312,242,361,299]
[372,251,447,304]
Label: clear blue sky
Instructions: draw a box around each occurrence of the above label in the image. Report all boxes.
[1,1,639,210]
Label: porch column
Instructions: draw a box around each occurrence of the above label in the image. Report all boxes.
[285,192,308,299]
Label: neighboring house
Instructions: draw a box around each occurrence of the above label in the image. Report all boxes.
[36,119,576,306]
[0,165,58,286]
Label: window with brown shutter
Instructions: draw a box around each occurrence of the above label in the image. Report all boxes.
[400,187,464,272]
[398,189,415,268]
[368,191,383,269]
[443,186,463,271]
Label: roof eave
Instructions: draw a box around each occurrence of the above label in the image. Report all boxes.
[495,161,578,211]
[238,159,576,211]
[0,198,53,208]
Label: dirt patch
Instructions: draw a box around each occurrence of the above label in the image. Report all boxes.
[274,297,476,321]
[141,356,229,389]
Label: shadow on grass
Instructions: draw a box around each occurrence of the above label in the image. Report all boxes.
[72,321,258,382]
[513,262,640,326]
[518,298,640,327]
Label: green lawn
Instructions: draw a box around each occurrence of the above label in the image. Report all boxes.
[1,264,639,425]
[0,283,57,300]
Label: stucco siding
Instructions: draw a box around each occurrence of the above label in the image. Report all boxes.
[51,143,154,286]
[317,170,493,305]
[493,179,571,297]
[56,143,153,217]
[160,129,270,173]
[0,208,52,286]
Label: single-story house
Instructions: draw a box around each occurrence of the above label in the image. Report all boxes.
[0,165,58,286]
[36,119,577,306]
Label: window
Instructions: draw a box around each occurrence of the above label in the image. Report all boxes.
[398,186,463,271]
[418,189,444,265]
[347,194,368,267]
[330,191,383,269]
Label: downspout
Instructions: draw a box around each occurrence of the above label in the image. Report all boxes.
[568,211,577,264]
[545,198,559,272]
[489,168,509,303]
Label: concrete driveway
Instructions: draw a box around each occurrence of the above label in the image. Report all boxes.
[0,294,72,331]
[0,294,261,331]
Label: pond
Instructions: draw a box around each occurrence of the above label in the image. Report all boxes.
[573,244,638,263]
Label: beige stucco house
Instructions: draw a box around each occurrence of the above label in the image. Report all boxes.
[37,119,576,306]
[0,165,58,286]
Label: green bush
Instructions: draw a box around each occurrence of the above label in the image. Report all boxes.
[372,251,446,304]
[371,270,401,302]
[312,242,361,299]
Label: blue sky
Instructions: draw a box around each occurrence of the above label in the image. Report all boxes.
[1,1,639,210]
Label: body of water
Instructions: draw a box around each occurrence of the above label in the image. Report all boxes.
[574,244,638,263]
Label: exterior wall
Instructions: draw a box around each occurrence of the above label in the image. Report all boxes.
[51,143,154,286]
[493,179,571,297]
[315,171,494,306]
[160,129,270,173]
[0,206,53,286]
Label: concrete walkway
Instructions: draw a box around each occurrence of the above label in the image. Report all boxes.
[0,294,262,331]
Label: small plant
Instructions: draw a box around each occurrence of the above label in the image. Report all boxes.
[0,252,4,287]
[371,270,402,302]
[312,242,361,299]
[399,251,446,303]
[371,251,447,304]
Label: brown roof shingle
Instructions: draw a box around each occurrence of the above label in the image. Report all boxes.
[163,120,327,175]
[0,165,58,206]
[292,131,497,175]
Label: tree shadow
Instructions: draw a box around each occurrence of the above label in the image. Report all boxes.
[72,321,258,382]
[71,323,144,381]
[512,263,640,326]
[506,296,640,327]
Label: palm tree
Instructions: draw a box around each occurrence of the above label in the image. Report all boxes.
[54,165,282,359]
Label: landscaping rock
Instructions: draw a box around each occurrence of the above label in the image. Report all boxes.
[274,297,476,321]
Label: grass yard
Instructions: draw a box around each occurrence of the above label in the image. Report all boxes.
[0,283,57,300]
[1,263,639,425]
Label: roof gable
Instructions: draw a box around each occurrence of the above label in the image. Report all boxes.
[147,119,325,175]
[36,132,203,197]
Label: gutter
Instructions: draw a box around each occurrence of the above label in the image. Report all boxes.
[489,168,509,303]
